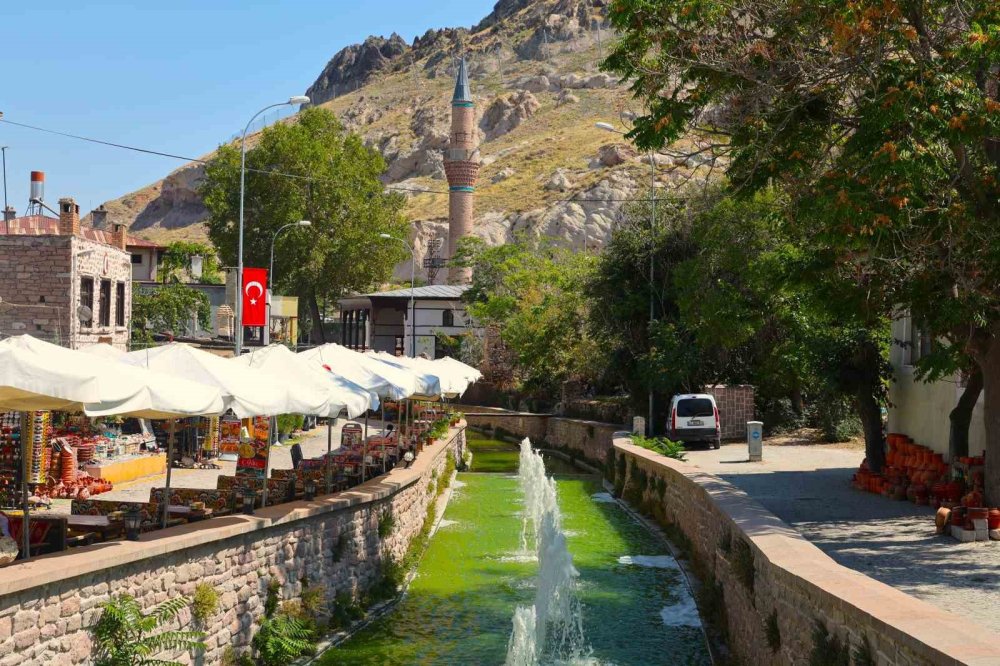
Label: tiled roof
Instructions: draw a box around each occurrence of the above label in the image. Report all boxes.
[364,284,469,299]
[0,215,164,249]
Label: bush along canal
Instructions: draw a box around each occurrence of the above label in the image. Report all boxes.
[323,433,712,665]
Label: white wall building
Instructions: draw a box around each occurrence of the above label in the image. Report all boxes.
[887,314,986,459]
[338,285,478,357]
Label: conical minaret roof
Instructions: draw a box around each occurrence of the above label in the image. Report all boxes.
[452,57,472,104]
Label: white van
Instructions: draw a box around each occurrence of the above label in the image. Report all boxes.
[668,394,721,449]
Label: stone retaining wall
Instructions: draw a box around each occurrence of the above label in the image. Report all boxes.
[464,410,618,467]
[0,426,466,665]
[610,439,1000,666]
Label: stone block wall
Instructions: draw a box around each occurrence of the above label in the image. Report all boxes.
[464,409,619,469]
[0,235,131,349]
[0,427,465,665]
[705,384,755,440]
[0,236,73,344]
[610,440,999,666]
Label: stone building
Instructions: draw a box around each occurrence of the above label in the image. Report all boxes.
[443,57,480,284]
[338,285,474,357]
[0,197,133,349]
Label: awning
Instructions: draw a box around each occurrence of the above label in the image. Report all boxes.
[123,343,318,418]
[232,344,376,419]
[367,352,457,398]
[299,344,421,400]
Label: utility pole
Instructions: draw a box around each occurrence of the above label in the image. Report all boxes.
[1,145,8,220]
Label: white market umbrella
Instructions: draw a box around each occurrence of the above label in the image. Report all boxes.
[435,356,482,384]
[123,343,314,418]
[299,344,419,400]
[233,344,376,419]
[76,346,225,419]
[0,336,154,415]
[366,352,446,399]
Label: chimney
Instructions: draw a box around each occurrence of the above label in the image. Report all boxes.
[2,207,14,223]
[91,205,108,229]
[111,223,128,251]
[58,197,80,236]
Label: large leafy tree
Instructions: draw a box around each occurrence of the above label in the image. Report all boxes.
[200,107,409,341]
[458,236,603,396]
[131,283,211,345]
[605,0,1000,494]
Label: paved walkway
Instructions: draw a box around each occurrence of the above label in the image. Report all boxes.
[684,442,1000,635]
[72,419,386,505]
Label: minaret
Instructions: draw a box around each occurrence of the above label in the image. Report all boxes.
[444,57,480,284]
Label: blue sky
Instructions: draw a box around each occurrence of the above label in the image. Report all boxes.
[0,0,496,216]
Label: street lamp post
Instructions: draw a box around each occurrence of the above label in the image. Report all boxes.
[378,234,416,358]
[265,220,311,345]
[597,122,657,435]
[235,95,310,355]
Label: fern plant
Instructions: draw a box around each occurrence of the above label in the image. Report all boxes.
[92,594,205,666]
[251,613,314,666]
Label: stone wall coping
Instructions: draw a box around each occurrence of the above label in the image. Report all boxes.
[0,425,465,600]
[613,439,1000,665]
[464,410,620,428]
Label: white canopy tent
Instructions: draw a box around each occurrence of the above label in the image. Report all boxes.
[122,343,322,418]
[299,344,420,400]
[0,336,226,555]
[361,352,443,400]
[0,336,223,418]
[232,344,376,419]
[435,356,483,384]
[368,351,462,398]
[78,343,127,360]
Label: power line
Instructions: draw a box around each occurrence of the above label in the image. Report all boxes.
[0,118,434,195]
[0,118,681,203]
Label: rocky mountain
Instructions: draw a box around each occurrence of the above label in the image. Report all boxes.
[92,0,714,280]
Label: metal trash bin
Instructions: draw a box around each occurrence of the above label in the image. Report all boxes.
[747,421,764,461]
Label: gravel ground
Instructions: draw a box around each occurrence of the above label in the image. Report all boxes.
[55,419,386,506]
[685,442,1000,634]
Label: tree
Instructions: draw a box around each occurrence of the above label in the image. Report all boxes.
[604,0,999,491]
[200,107,409,342]
[92,594,205,666]
[131,283,211,344]
[158,242,223,285]
[457,236,603,396]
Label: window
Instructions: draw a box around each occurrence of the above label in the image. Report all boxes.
[442,309,455,327]
[676,398,715,418]
[115,282,126,327]
[131,254,143,264]
[907,318,933,365]
[79,277,94,328]
[99,280,112,327]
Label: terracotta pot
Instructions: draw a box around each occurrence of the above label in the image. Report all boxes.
[988,509,1000,530]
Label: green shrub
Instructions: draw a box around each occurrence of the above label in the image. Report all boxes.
[252,613,314,666]
[276,414,305,437]
[810,397,862,443]
[330,592,365,629]
[191,583,219,625]
[377,510,395,539]
[630,435,687,461]
[766,609,781,653]
[300,582,326,619]
[369,557,405,602]
[264,579,281,618]
[809,620,850,666]
[731,538,756,595]
[92,594,205,666]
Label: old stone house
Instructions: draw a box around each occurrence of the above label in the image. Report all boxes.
[0,197,133,349]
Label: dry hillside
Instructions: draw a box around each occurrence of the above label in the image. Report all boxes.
[89,0,716,280]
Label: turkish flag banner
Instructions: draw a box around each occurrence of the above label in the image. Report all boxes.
[242,267,268,326]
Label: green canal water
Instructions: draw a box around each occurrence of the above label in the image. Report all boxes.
[323,434,711,665]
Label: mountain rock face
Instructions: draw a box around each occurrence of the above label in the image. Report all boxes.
[305,34,410,106]
[96,0,714,277]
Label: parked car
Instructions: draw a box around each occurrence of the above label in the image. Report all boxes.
[668,394,721,449]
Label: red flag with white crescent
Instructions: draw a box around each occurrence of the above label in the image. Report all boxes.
[242,267,268,326]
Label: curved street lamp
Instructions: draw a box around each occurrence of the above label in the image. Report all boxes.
[597,121,657,435]
[378,233,416,358]
[264,220,311,345]
[235,95,311,354]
